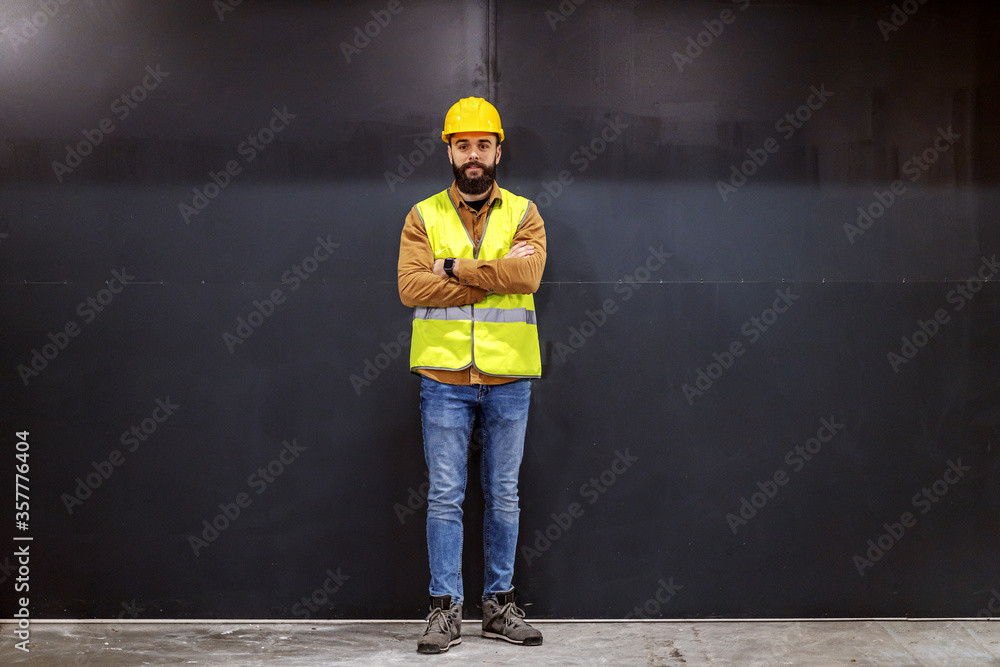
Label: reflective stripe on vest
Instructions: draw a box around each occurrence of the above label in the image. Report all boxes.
[409,188,541,378]
[413,306,537,326]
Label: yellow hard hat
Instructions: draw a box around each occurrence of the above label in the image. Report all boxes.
[441,97,504,143]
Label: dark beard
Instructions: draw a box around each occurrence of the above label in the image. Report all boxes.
[452,160,496,196]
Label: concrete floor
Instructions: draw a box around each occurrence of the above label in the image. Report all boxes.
[2,620,999,666]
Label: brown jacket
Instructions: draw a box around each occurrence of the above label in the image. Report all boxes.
[397,181,547,385]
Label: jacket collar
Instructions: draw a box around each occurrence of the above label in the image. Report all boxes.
[449,180,502,210]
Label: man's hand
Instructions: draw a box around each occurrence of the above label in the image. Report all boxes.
[432,258,455,278]
[506,242,535,259]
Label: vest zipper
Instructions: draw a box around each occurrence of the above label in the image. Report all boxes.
[469,201,495,374]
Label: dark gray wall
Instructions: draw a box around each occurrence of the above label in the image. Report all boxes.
[1,0,999,619]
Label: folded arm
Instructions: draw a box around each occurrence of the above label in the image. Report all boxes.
[454,202,546,295]
[397,207,488,308]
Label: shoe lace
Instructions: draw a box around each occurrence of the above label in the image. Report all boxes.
[423,606,456,636]
[495,601,527,629]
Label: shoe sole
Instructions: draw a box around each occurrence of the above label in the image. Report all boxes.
[481,631,543,646]
[417,637,461,654]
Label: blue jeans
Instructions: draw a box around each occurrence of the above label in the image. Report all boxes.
[420,376,532,605]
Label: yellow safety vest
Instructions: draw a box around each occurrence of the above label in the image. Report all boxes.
[410,188,541,378]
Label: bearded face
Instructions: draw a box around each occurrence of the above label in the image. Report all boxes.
[452,159,497,195]
[448,133,501,196]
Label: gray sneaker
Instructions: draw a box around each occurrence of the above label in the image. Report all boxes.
[481,588,542,646]
[417,595,462,654]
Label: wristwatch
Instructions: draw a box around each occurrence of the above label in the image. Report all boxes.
[443,258,456,279]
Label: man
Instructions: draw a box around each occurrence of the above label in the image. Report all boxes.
[397,97,546,654]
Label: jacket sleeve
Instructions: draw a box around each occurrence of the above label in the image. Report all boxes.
[398,207,489,308]
[455,202,546,295]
